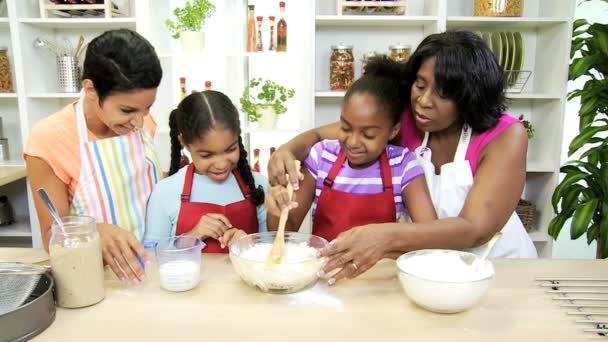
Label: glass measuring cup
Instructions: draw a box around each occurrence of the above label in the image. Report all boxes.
[155,236,204,292]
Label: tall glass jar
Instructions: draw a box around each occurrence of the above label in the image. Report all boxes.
[49,216,105,308]
[330,44,354,91]
[474,0,523,16]
[389,44,412,63]
[0,47,14,93]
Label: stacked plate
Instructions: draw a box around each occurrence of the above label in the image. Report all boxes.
[475,31,526,88]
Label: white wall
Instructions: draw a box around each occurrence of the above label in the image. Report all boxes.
[552,0,606,259]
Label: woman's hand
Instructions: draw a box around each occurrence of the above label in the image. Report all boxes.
[186,213,232,241]
[219,228,247,249]
[319,224,396,284]
[97,223,146,283]
[265,185,299,217]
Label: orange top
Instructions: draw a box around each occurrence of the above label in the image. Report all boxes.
[24,102,157,202]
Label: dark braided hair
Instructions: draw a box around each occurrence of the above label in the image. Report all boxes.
[167,91,265,206]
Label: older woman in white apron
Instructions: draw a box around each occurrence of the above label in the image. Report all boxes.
[267,30,537,283]
[25,29,163,282]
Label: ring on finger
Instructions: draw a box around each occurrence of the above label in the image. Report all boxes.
[350,262,358,272]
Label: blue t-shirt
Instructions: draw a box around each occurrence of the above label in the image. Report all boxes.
[143,167,269,242]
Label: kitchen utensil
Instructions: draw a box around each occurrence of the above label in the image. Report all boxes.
[396,249,495,313]
[0,273,56,341]
[0,263,49,316]
[155,236,203,292]
[229,231,328,293]
[37,188,66,235]
[538,277,608,335]
[73,35,85,58]
[490,32,502,68]
[267,160,300,265]
[499,31,509,70]
[461,232,502,268]
[33,38,64,57]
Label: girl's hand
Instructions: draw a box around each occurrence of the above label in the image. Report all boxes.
[265,185,299,217]
[187,213,232,240]
[268,148,300,189]
[219,228,247,249]
[97,223,146,283]
[319,224,394,285]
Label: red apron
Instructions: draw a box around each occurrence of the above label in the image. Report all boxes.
[175,164,259,253]
[313,151,396,242]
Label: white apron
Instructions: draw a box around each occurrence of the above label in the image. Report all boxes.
[69,96,162,240]
[415,124,537,258]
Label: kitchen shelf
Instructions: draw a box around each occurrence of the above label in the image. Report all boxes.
[316,90,346,98]
[316,15,438,27]
[529,231,551,242]
[0,93,17,98]
[0,166,26,187]
[526,162,556,173]
[447,16,568,29]
[507,93,562,100]
[28,92,80,99]
[18,18,136,29]
[0,218,32,238]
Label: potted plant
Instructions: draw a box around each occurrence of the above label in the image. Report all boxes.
[165,0,216,54]
[548,16,608,259]
[240,78,295,129]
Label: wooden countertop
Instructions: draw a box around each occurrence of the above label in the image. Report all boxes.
[2,249,605,341]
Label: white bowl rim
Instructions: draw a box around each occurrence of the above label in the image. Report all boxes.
[396,249,495,284]
[229,231,329,265]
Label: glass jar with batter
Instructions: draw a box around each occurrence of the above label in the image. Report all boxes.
[49,216,105,308]
[330,44,354,91]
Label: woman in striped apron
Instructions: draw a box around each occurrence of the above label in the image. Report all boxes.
[25,29,163,282]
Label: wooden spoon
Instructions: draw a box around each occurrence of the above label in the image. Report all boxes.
[267,161,300,265]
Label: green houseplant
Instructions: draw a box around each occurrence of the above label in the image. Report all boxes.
[165,0,216,53]
[240,78,295,128]
[548,16,608,259]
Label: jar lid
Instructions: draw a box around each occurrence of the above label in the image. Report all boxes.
[331,43,353,50]
[363,51,379,58]
[0,46,8,51]
[389,43,411,50]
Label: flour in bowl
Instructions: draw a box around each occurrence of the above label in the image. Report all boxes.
[240,242,318,262]
[232,242,323,291]
[398,250,493,282]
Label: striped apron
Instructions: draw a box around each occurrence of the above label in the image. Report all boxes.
[70,96,162,240]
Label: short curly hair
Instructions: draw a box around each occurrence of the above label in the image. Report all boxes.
[406,29,506,132]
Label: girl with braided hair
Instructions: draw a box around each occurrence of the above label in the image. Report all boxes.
[144,91,271,253]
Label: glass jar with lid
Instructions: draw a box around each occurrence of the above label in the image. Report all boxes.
[49,215,105,308]
[330,44,354,91]
[361,51,382,75]
[0,47,14,93]
[389,44,412,63]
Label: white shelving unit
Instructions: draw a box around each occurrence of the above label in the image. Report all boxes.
[2,0,574,257]
[313,0,575,257]
[0,0,138,248]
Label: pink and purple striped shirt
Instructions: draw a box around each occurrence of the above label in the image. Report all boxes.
[304,139,424,221]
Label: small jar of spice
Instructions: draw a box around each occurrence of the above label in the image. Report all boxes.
[0,47,14,93]
[389,44,412,64]
[330,44,354,91]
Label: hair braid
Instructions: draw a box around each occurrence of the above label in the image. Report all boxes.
[168,109,182,176]
[236,136,265,206]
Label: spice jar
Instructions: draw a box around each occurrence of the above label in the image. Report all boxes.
[49,216,105,308]
[361,51,380,75]
[0,47,14,93]
[474,0,523,16]
[389,44,411,63]
[330,44,354,91]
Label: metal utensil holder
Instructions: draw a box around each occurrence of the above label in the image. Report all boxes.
[57,56,80,93]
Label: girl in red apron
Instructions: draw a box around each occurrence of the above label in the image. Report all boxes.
[144,91,270,253]
[265,56,437,242]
